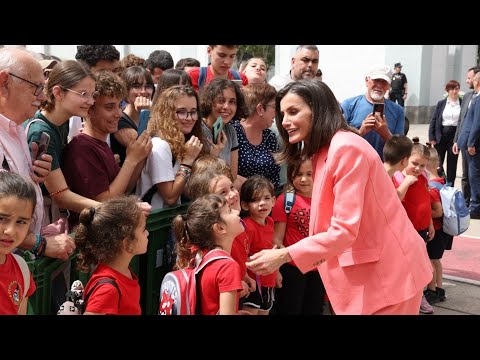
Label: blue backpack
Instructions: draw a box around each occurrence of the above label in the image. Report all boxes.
[198,67,241,93]
[429,181,470,236]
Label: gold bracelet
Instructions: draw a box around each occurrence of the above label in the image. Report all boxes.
[49,187,69,197]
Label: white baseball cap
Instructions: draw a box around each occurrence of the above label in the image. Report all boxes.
[366,64,393,84]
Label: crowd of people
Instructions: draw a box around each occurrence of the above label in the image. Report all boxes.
[0,44,476,315]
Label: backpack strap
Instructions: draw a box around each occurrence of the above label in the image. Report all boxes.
[83,278,121,313]
[428,181,443,191]
[194,249,233,315]
[231,70,241,80]
[13,254,30,299]
[198,67,241,92]
[284,191,296,215]
[25,117,47,136]
[195,249,233,273]
[198,67,207,92]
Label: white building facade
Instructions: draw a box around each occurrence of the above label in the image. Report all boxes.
[26,45,477,124]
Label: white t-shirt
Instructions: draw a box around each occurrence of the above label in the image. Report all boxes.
[135,137,180,210]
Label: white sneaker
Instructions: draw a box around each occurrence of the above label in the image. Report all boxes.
[419,294,434,314]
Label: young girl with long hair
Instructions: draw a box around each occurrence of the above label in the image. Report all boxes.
[172,194,244,315]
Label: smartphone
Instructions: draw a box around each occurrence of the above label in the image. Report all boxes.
[372,102,385,118]
[232,79,243,87]
[36,132,51,160]
[137,109,151,137]
[212,116,224,144]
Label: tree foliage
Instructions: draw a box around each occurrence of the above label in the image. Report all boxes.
[234,45,275,70]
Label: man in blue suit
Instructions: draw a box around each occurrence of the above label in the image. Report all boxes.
[453,66,480,206]
[457,72,480,219]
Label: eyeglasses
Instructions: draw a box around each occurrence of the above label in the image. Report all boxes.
[8,73,45,96]
[60,86,97,100]
[132,83,154,91]
[175,110,198,120]
[43,70,52,80]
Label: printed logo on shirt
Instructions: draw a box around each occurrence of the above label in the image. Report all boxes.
[8,281,23,306]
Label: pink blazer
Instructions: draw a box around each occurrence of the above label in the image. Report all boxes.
[288,131,432,314]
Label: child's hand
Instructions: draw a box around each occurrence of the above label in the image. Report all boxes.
[403,174,418,187]
[276,271,283,288]
[244,274,256,293]
[427,222,435,241]
[239,280,249,298]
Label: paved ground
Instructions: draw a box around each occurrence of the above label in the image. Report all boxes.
[408,124,480,315]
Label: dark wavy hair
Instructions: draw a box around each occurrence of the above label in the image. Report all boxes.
[200,78,248,120]
[74,195,142,272]
[275,79,354,165]
[75,45,120,67]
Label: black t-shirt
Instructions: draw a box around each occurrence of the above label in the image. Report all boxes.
[391,72,407,92]
[110,112,137,166]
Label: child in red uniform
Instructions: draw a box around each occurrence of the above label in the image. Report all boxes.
[0,172,37,315]
[74,196,148,315]
[173,194,244,315]
[392,138,435,314]
[187,158,256,306]
[424,145,453,304]
[272,157,325,315]
[240,175,277,315]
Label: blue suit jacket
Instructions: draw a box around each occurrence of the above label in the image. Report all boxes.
[458,96,480,150]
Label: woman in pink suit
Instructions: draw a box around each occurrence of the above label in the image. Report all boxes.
[246,80,432,314]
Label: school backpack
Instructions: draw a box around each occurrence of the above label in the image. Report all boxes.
[284,191,296,216]
[57,278,121,315]
[198,67,241,93]
[158,249,233,315]
[429,181,470,236]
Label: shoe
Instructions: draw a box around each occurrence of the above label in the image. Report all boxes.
[436,287,446,302]
[424,288,441,304]
[419,295,434,314]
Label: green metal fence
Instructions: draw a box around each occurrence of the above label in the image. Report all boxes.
[25,203,189,315]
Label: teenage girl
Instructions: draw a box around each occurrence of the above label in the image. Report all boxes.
[173,194,244,315]
[74,195,148,315]
[0,171,37,314]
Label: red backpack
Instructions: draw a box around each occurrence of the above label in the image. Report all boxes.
[158,249,233,315]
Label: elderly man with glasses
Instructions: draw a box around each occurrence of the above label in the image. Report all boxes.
[0,47,75,261]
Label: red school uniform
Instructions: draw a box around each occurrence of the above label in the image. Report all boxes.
[271,193,311,267]
[393,173,432,230]
[0,253,36,314]
[84,263,141,315]
[243,216,276,287]
[198,249,243,315]
[230,231,250,281]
